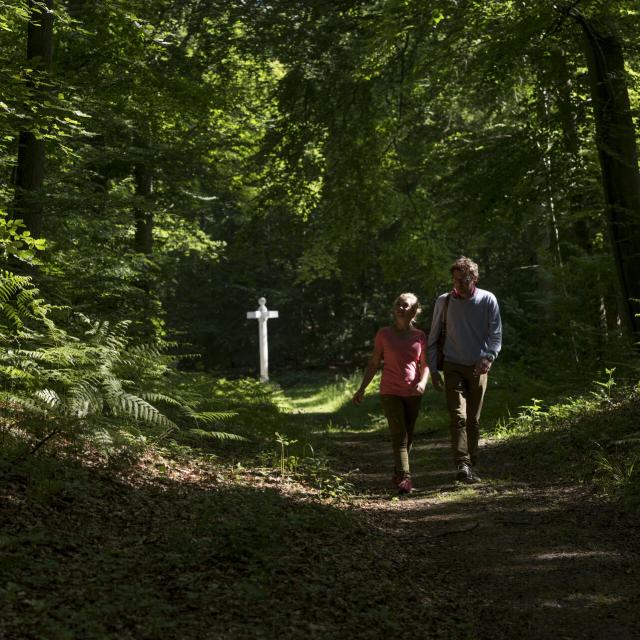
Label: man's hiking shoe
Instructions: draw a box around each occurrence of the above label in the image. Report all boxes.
[456,463,481,484]
[397,477,413,494]
[469,468,481,483]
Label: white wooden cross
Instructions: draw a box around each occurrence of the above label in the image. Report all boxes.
[246,297,279,381]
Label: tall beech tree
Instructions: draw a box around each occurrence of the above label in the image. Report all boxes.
[564,5,640,337]
[13,0,54,239]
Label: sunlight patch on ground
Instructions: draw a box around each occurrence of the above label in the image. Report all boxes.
[564,593,625,605]
[285,389,353,414]
[532,550,624,561]
[433,486,480,503]
[281,373,370,414]
[540,592,625,608]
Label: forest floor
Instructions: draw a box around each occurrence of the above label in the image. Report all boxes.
[1,375,640,639]
[327,427,640,640]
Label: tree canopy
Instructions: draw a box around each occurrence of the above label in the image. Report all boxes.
[1,0,639,371]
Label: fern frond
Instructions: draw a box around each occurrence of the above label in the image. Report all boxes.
[113,392,178,430]
[125,344,164,361]
[0,364,36,382]
[140,392,185,408]
[84,319,130,349]
[187,428,247,442]
[104,320,131,350]
[15,288,44,320]
[0,271,31,302]
[0,302,24,329]
[4,393,53,418]
[11,347,76,366]
[85,427,114,449]
[43,316,69,343]
[34,388,61,407]
[67,380,104,418]
[99,374,125,401]
[183,408,238,424]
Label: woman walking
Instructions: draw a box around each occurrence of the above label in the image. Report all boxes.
[353,293,429,494]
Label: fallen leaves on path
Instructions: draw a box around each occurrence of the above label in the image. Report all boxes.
[2,416,640,639]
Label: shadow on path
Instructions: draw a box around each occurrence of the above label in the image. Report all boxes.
[327,427,640,639]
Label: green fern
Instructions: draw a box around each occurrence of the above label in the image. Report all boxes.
[183,408,238,425]
[0,364,35,382]
[0,276,242,451]
[34,388,61,408]
[187,428,247,442]
[114,393,177,430]
[0,308,242,448]
[140,391,185,407]
[0,271,49,330]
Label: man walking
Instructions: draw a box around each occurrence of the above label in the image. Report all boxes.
[427,257,502,483]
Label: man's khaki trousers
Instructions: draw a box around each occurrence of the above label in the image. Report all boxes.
[443,361,487,466]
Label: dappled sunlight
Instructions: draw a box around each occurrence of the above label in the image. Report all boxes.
[289,396,352,414]
[531,550,624,562]
[563,593,626,605]
[4,368,640,639]
[420,468,455,478]
[279,373,363,414]
[412,439,451,450]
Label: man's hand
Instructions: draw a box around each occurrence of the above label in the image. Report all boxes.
[431,371,444,392]
[352,389,365,405]
[474,357,492,375]
[415,381,426,395]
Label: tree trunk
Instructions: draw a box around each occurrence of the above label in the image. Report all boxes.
[574,12,640,338]
[13,0,54,239]
[134,163,153,254]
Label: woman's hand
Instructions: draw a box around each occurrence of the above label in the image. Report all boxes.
[415,381,426,395]
[352,389,365,405]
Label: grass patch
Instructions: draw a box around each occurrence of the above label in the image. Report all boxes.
[480,370,640,507]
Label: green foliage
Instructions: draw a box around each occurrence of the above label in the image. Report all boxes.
[0,209,45,263]
[256,434,355,501]
[199,377,288,438]
[0,308,246,460]
[593,367,617,402]
[592,444,639,506]
[2,0,639,382]
[488,369,640,507]
[274,431,298,480]
[0,270,49,330]
[0,317,174,437]
[493,398,552,438]
[283,371,364,414]
[297,451,356,502]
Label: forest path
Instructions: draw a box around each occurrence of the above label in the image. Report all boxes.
[3,383,639,640]
[325,427,640,639]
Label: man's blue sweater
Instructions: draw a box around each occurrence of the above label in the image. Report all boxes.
[427,288,502,372]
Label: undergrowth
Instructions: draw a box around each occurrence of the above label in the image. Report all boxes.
[0,254,241,468]
[488,369,640,507]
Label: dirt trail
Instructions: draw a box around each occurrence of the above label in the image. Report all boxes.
[331,429,640,640]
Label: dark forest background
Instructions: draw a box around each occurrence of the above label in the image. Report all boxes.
[2,0,639,381]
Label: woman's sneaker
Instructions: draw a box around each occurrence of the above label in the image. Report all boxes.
[397,477,413,494]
